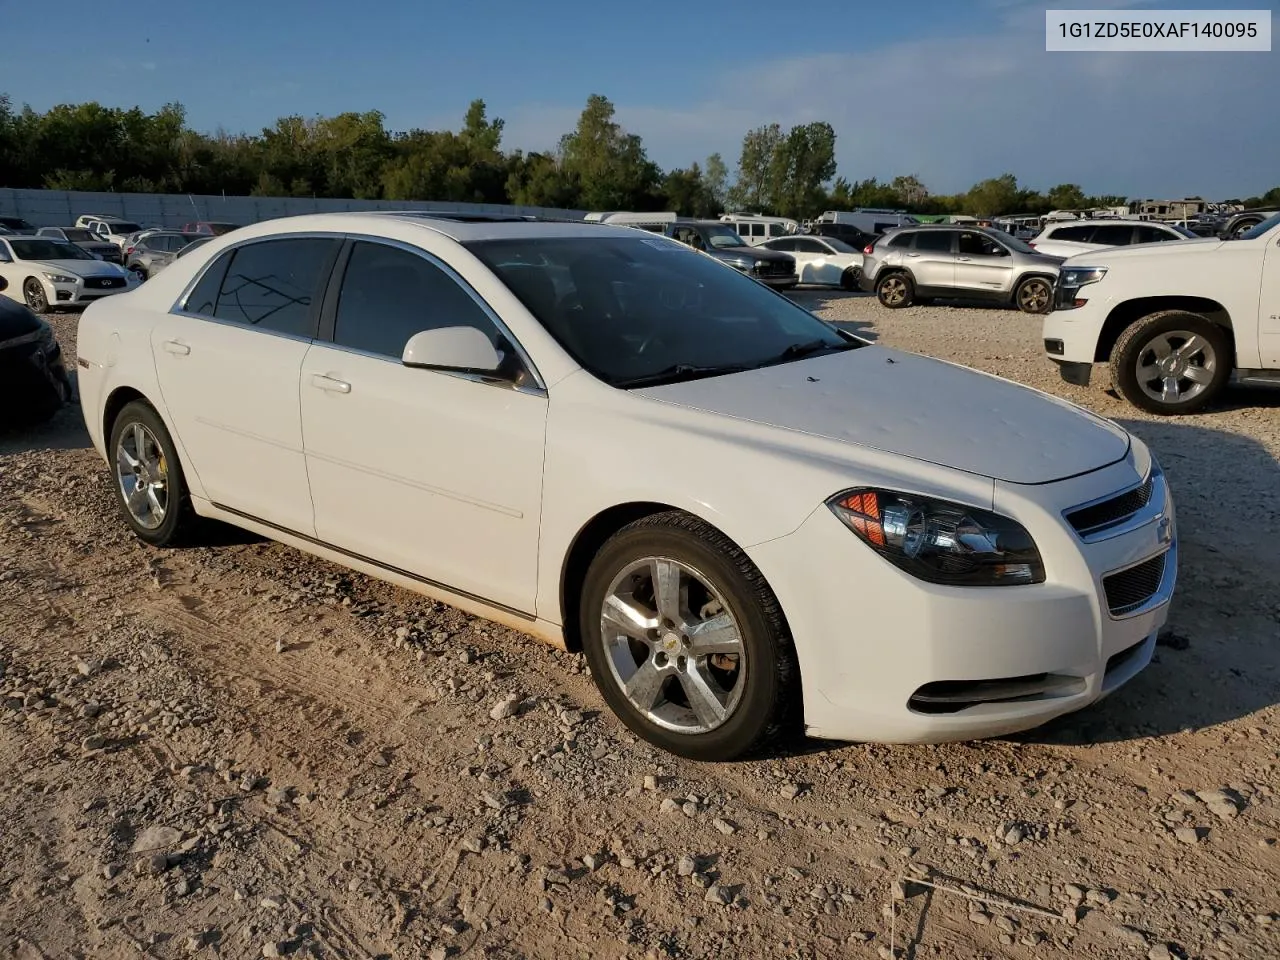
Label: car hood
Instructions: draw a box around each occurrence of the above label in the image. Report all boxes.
[24,258,125,278]
[1063,237,1221,265]
[635,346,1130,484]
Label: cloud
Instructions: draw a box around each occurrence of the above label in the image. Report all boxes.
[500,7,1277,198]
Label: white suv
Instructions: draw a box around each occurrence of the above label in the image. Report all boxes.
[1030,219,1197,259]
[1043,212,1280,414]
[75,215,145,251]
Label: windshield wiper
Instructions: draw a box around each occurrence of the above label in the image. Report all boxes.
[614,363,753,389]
[772,339,860,362]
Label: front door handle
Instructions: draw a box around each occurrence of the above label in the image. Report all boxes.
[162,340,190,356]
[906,253,920,258]
[957,257,972,262]
[311,374,351,394]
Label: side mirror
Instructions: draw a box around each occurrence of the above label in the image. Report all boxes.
[402,326,502,375]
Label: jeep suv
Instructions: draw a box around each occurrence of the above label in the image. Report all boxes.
[859,225,1063,314]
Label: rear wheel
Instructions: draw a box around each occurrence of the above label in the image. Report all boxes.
[1112,311,1231,415]
[580,512,799,761]
[130,265,148,283]
[108,400,200,546]
[1015,276,1053,314]
[876,272,914,308]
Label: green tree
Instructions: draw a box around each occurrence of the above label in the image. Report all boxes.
[963,174,1020,216]
[703,152,728,211]
[558,94,661,210]
[1046,183,1088,210]
[891,174,928,208]
[728,123,783,211]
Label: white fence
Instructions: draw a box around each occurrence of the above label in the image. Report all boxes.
[0,188,588,229]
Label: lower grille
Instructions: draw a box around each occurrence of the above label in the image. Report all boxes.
[908,673,1086,714]
[754,261,792,277]
[1103,553,1167,616]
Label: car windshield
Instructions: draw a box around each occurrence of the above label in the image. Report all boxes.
[1171,225,1198,239]
[10,238,95,261]
[468,236,859,388]
[176,236,213,258]
[994,232,1037,254]
[63,229,95,242]
[1240,212,1280,240]
[703,226,748,249]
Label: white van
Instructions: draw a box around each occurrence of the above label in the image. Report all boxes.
[599,211,678,233]
[815,209,917,235]
[718,214,799,246]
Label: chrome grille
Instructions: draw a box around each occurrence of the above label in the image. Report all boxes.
[1067,475,1153,537]
[1103,553,1166,616]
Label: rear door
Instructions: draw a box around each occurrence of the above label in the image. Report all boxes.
[149,235,341,534]
[905,231,956,291]
[953,231,1016,295]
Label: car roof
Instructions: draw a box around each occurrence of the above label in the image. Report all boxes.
[1045,219,1151,228]
[195,211,634,243]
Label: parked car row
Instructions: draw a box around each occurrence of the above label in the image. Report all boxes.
[0,274,73,426]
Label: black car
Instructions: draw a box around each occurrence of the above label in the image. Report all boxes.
[0,216,38,236]
[663,220,798,289]
[0,277,73,426]
[809,221,878,250]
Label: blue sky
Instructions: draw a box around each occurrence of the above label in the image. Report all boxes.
[2,0,1275,198]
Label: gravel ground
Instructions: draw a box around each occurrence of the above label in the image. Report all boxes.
[1,296,1278,960]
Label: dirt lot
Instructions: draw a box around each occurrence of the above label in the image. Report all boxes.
[2,294,1278,960]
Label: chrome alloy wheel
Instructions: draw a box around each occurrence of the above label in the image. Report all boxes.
[115,422,169,529]
[599,557,746,735]
[879,276,908,305]
[1134,330,1217,405]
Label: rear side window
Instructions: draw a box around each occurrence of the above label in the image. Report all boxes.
[912,231,953,252]
[1136,225,1175,243]
[1049,225,1092,241]
[332,241,499,359]
[886,233,913,248]
[1086,225,1134,246]
[185,237,338,336]
[767,223,786,237]
[749,223,764,237]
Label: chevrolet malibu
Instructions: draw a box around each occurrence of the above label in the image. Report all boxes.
[77,213,1177,760]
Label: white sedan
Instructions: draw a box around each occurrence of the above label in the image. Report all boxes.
[0,236,137,312]
[77,213,1176,760]
[757,234,863,289]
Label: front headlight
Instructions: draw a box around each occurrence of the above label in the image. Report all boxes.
[42,272,77,284]
[828,489,1045,586]
[1059,266,1106,289]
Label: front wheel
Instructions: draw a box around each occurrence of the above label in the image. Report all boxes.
[130,265,148,283]
[23,278,48,313]
[840,267,859,291]
[877,272,914,308]
[580,512,799,761]
[1015,276,1053,314]
[1111,311,1231,415]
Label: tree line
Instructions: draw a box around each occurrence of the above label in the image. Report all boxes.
[2,93,1277,219]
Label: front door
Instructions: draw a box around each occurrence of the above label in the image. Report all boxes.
[1261,232,1280,368]
[150,235,341,534]
[952,231,1015,295]
[299,239,548,615]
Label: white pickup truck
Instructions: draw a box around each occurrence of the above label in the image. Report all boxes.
[1042,212,1280,414]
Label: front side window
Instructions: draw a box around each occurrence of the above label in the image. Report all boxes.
[468,236,856,389]
[958,232,1006,257]
[767,237,798,252]
[201,237,338,337]
[332,241,499,358]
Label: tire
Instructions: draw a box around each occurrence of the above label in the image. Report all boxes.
[23,278,48,314]
[1111,311,1231,415]
[840,267,859,291]
[579,511,799,761]
[107,400,199,546]
[876,271,914,308]
[130,265,148,283]
[1015,276,1053,315]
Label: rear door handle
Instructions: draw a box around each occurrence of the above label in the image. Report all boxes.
[956,257,972,261]
[906,253,920,258]
[311,374,351,394]
[162,340,190,356]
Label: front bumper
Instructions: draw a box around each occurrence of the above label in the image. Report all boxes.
[760,273,799,288]
[42,275,135,307]
[748,455,1175,743]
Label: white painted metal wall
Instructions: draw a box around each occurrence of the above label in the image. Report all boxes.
[0,188,588,228]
